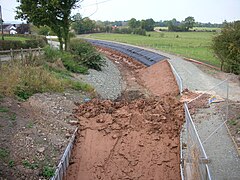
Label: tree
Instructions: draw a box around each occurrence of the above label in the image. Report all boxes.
[212,21,240,74]
[72,13,96,34]
[143,18,155,31]
[183,16,195,31]
[16,0,82,51]
[128,18,140,29]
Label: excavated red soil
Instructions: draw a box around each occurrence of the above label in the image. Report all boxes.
[65,46,184,180]
[140,60,179,97]
[65,97,184,180]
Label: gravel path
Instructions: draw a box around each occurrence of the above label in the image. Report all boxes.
[192,105,240,180]
[77,57,123,100]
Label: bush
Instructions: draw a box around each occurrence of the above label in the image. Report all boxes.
[0,35,47,50]
[69,39,106,71]
[43,46,62,63]
[61,53,89,74]
[43,46,89,74]
[0,40,24,50]
[212,21,240,74]
[133,28,146,36]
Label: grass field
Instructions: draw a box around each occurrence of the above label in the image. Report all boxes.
[4,36,29,42]
[155,27,221,31]
[83,31,220,67]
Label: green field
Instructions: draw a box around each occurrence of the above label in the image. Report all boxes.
[155,27,221,32]
[83,31,220,67]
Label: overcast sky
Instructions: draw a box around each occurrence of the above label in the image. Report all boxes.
[0,0,239,23]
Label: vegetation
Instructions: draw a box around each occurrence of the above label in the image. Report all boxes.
[0,35,47,50]
[128,18,155,31]
[212,21,240,74]
[16,0,82,51]
[167,16,195,31]
[0,45,95,100]
[0,148,9,159]
[71,15,224,35]
[69,39,106,71]
[42,165,55,178]
[85,31,220,67]
[72,13,96,34]
[22,160,39,169]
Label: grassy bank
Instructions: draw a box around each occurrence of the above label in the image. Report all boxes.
[0,46,95,100]
[83,31,220,67]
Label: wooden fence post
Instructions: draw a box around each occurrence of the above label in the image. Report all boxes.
[21,48,23,60]
[10,48,13,60]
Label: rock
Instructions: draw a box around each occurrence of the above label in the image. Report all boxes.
[37,147,45,153]
[97,119,105,123]
[69,120,79,125]
[112,134,118,139]
[65,133,71,138]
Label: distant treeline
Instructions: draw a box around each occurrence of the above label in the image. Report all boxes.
[36,14,226,36]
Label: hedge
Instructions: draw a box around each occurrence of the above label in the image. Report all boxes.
[0,35,47,50]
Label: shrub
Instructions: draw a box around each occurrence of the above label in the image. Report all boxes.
[0,35,47,50]
[133,28,146,36]
[69,39,106,71]
[43,46,62,63]
[0,40,24,50]
[61,53,89,74]
[43,46,89,74]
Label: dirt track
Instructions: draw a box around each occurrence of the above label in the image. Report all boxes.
[65,48,184,179]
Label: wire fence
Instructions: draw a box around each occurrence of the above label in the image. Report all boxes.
[168,60,183,95]
[51,127,78,180]
[184,103,212,180]
[168,61,212,180]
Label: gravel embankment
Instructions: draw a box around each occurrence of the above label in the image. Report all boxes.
[78,57,123,100]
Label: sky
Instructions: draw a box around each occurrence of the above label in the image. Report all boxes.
[0,0,240,23]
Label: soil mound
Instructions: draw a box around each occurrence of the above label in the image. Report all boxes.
[66,96,184,180]
[140,60,179,97]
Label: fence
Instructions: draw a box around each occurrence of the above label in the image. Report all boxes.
[184,103,212,180]
[51,127,78,180]
[0,47,42,62]
[168,61,211,180]
[168,60,183,95]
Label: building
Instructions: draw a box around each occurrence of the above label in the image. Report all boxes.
[0,23,30,34]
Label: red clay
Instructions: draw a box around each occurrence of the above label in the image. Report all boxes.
[140,60,179,97]
[66,97,184,180]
